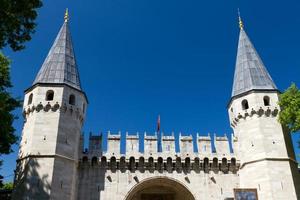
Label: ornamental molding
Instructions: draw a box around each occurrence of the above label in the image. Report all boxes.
[23,102,84,123]
[231,106,279,127]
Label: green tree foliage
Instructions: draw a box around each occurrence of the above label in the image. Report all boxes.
[0,53,20,154]
[0,0,42,153]
[0,182,13,190]
[0,0,43,51]
[0,0,42,184]
[0,53,21,186]
[278,83,300,133]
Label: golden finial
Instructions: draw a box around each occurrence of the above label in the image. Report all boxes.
[238,8,244,30]
[64,8,69,22]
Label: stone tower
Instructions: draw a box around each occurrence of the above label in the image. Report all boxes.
[13,10,87,200]
[228,17,300,199]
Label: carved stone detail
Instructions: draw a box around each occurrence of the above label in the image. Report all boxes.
[231,107,279,125]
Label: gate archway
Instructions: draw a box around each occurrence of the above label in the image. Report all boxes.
[124,177,196,200]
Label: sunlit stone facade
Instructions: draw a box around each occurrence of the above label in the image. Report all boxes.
[12,13,300,200]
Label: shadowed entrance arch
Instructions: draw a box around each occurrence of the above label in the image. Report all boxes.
[124,177,196,200]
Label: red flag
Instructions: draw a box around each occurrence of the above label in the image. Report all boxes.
[157,115,160,132]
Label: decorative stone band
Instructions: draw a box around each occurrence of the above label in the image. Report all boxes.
[23,102,85,123]
[240,157,298,169]
[79,156,240,174]
[231,106,279,127]
[16,154,78,163]
[23,102,60,116]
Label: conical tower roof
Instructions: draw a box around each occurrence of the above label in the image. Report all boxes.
[231,21,277,97]
[33,10,81,90]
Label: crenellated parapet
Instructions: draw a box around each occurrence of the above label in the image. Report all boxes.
[161,134,176,155]
[88,133,102,156]
[81,131,238,165]
[197,134,212,155]
[126,132,140,156]
[179,133,193,154]
[214,134,231,157]
[144,134,159,155]
[106,131,121,157]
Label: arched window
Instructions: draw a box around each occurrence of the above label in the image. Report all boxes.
[157,157,163,171]
[148,157,154,169]
[129,157,135,171]
[222,158,227,166]
[120,156,126,170]
[28,93,33,105]
[194,157,200,171]
[100,156,107,168]
[92,157,98,166]
[263,96,270,106]
[221,158,228,173]
[175,157,182,171]
[82,156,88,164]
[138,157,145,171]
[69,94,75,105]
[83,103,86,113]
[110,157,116,170]
[167,157,172,172]
[231,158,236,167]
[230,158,237,173]
[203,157,209,173]
[241,99,249,110]
[46,90,54,101]
[185,157,191,172]
[212,157,218,170]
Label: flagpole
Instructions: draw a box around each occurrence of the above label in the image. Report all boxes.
[157,115,162,152]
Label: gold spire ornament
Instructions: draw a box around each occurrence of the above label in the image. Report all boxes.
[238,8,244,30]
[64,8,69,22]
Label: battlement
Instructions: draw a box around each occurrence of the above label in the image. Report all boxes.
[80,132,239,174]
[81,131,237,160]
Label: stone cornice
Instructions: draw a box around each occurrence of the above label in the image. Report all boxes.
[240,157,298,169]
[16,154,78,164]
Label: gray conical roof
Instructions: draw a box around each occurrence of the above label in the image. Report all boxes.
[33,20,81,90]
[231,29,277,97]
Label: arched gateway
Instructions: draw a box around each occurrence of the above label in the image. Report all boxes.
[124,177,196,200]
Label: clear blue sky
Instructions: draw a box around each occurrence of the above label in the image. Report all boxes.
[2,0,300,182]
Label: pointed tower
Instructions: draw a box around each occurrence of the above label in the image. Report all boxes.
[228,14,300,199]
[13,10,88,200]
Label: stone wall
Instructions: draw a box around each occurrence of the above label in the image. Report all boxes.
[77,157,239,200]
[229,91,300,200]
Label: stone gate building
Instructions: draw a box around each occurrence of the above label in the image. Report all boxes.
[12,11,300,200]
